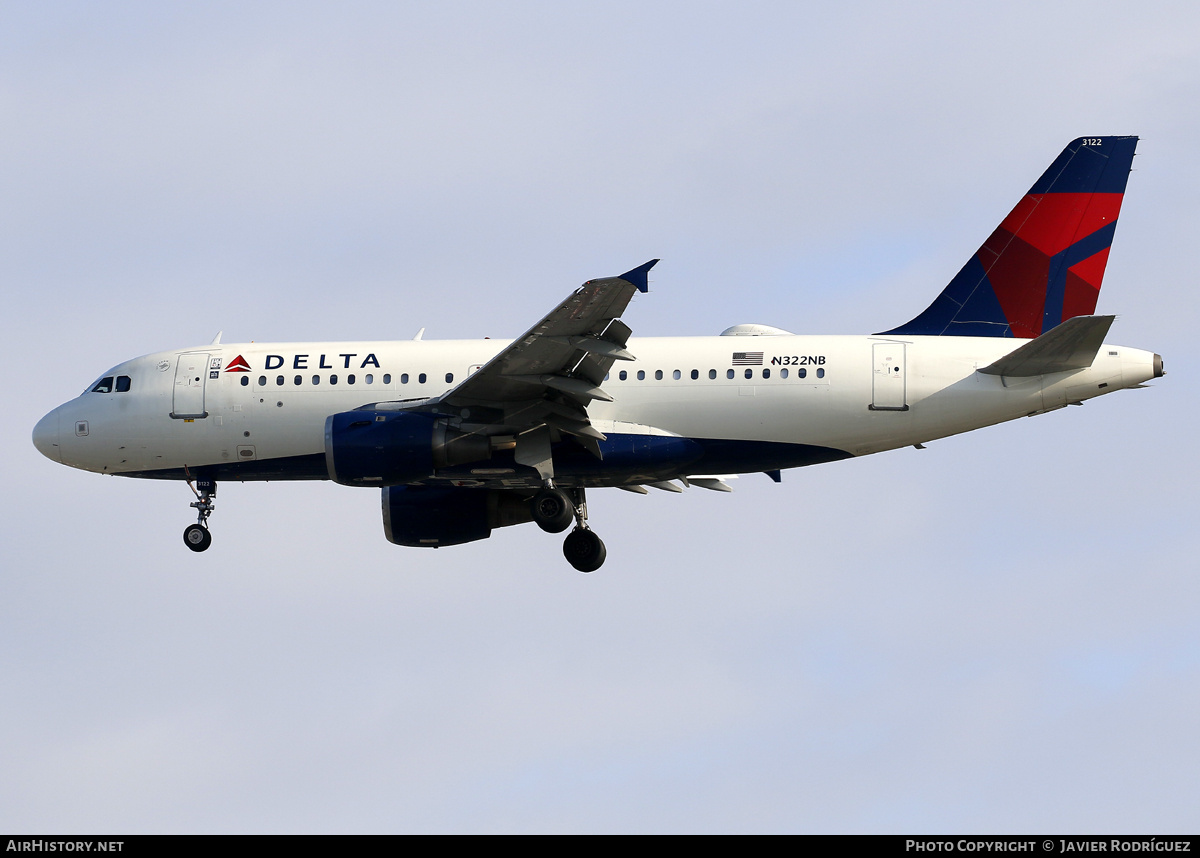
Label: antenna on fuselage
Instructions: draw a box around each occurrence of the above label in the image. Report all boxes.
[413,328,425,341]
[210,331,223,345]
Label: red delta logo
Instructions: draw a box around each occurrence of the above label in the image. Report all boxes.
[224,355,252,372]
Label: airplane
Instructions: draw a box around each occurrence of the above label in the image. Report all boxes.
[32,136,1163,572]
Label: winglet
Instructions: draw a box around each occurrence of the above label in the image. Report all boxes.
[619,259,660,293]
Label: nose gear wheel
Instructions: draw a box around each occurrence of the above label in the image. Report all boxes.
[183,523,212,552]
[182,469,216,552]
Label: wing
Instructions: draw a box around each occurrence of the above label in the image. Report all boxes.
[403,260,657,467]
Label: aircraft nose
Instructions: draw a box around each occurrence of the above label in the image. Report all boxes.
[32,409,61,462]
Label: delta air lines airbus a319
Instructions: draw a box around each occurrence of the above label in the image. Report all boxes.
[33,137,1163,572]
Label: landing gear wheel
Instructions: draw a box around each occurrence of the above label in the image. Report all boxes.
[182,472,217,553]
[563,527,606,573]
[183,524,212,552]
[532,487,574,533]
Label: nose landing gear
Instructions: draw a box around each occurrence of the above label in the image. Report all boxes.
[183,474,216,553]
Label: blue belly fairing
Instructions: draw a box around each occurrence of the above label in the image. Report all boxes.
[114,434,852,485]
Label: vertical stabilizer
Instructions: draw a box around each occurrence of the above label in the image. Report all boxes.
[880,136,1138,338]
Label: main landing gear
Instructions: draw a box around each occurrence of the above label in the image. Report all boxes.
[532,485,606,573]
[563,527,606,573]
[183,474,216,553]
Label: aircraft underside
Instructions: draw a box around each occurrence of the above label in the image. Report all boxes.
[114,436,853,486]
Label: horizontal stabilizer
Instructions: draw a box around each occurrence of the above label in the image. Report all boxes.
[978,315,1115,377]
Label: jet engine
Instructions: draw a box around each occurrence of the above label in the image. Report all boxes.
[382,485,534,547]
[324,410,493,486]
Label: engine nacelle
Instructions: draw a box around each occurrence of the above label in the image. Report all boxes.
[382,485,534,547]
[324,410,492,486]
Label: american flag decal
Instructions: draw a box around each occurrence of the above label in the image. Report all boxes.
[732,351,764,366]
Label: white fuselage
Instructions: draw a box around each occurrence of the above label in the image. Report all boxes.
[33,333,1160,483]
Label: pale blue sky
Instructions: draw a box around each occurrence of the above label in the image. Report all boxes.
[3,0,1197,832]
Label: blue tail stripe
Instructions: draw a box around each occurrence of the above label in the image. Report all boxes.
[1041,220,1118,334]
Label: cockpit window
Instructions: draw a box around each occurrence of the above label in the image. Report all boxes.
[115,376,131,392]
[91,377,114,393]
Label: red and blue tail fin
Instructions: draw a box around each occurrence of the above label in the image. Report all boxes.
[880,136,1138,338]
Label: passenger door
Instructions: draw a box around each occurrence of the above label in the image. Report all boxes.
[870,343,908,411]
[171,353,210,418]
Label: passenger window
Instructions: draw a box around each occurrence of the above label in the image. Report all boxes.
[276,375,285,386]
[312,375,320,385]
[91,377,114,393]
[294,375,302,385]
[690,369,699,380]
[330,374,338,385]
[798,368,807,378]
[401,373,409,384]
[116,375,132,392]
[347,374,356,385]
[816,368,825,378]
[673,370,681,380]
[619,370,627,381]
[637,370,645,380]
[655,370,663,380]
[709,369,716,379]
[366,374,374,384]
[384,374,393,384]
[726,369,734,379]
[445,373,453,383]
[258,376,266,386]
[762,368,770,379]
[240,376,249,387]
[781,368,789,379]
[416,373,424,384]
[744,369,753,379]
